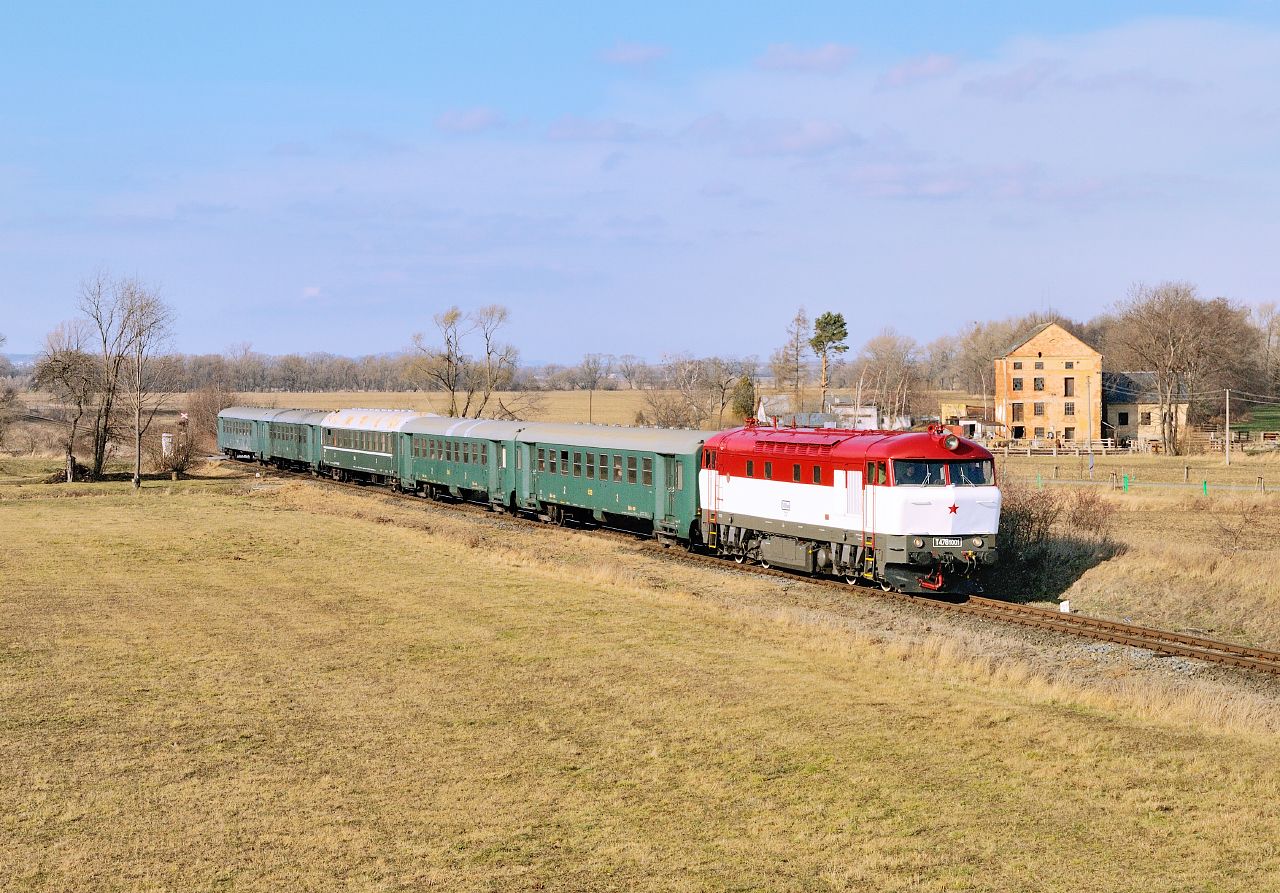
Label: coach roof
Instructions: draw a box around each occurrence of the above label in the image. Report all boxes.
[218,406,290,423]
[402,417,528,440]
[518,422,707,454]
[320,408,434,432]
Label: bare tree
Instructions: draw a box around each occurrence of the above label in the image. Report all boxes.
[119,282,175,489]
[616,354,647,390]
[80,272,136,478]
[849,329,921,427]
[33,322,97,481]
[770,307,809,409]
[1108,282,1260,453]
[703,357,747,428]
[187,382,240,451]
[411,304,519,418]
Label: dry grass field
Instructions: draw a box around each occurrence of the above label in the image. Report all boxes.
[5,464,1280,890]
[225,389,670,426]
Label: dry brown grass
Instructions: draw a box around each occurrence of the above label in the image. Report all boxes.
[5,478,1280,890]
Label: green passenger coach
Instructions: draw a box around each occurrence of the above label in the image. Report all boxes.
[319,408,426,484]
[399,417,527,510]
[515,424,705,541]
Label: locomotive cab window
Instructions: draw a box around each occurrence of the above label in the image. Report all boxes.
[951,460,995,486]
[893,460,947,486]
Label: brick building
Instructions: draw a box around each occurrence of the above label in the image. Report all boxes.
[993,323,1102,443]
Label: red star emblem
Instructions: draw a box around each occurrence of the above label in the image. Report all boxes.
[948,503,959,514]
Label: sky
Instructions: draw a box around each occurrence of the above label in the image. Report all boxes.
[2,1,1279,361]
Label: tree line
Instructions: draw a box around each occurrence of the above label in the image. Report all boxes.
[7,274,1278,470]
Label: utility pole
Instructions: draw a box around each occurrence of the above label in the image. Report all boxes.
[1225,388,1231,466]
[1086,375,1094,479]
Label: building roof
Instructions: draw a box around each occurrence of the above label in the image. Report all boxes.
[998,321,1100,359]
[1102,371,1188,404]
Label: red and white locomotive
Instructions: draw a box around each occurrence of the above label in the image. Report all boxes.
[698,423,1000,593]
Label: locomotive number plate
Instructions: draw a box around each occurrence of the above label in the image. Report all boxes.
[933,537,962,547]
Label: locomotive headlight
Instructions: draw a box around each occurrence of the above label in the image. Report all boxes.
[912,536,925,548]
[971,537,985,548]
[942,434,959,451]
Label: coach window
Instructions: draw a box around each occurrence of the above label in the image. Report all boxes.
[599,454,609,480]
[626,456,637,484]
[764,461,772,480]
[482,445,488,465]
[674,463,684,490]
[585,453,595,479]
[746,460,754,478]
[792,463,801,482]
[613,455,623,482]
[549,450,558,474]
[573,452,582,477]
[560,450,570,476]
[642,457,652,485]
[812,465,821,484]
[536,447,545,471]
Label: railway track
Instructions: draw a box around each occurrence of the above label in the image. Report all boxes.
[231,458,1280,679]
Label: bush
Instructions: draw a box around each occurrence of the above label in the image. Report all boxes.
[1064,487,1116,540]
[145,433,200,478]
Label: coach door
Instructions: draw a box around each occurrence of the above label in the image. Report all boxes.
[662,455,682,521]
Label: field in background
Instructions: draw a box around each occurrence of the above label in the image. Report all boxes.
[4,470,1280,890]
[224,389,674,426]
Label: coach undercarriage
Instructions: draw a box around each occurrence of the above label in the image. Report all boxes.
[710,520,996,595]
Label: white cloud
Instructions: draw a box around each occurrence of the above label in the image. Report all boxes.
[878,53,959,89]
[755,43,857,74]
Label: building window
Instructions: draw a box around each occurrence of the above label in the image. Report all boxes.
[1065,361,1074,369]
[1064,377,1075,397]
[1064,402,1075,416]
[1013,361,1022,370]
[1033,378,1045,391]
[1012,378,1023,391]
[1063,427,1075,440]
[1011,403,1024,422]
[1118,412,1130,426]
[642,457,653,486]
[792,463,801,482]
[1034,427,1045,438]
[1033,402,1045,416]
[746,460,754,478]
[1140,412,1152,425]
[1035,361,1044,370]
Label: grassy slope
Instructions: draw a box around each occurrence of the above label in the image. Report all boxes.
[3,480,1280,891]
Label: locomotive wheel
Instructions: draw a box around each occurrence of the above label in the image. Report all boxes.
[733,553,745,564]
[880,580,893,592]
[844,574,859,585]
[759,558,771,570]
